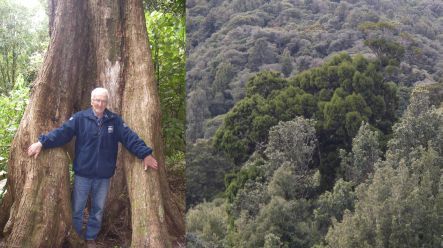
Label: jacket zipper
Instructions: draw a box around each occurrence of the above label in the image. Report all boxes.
[95,119,103,177]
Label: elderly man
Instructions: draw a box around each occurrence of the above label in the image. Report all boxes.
[27,87,157,247]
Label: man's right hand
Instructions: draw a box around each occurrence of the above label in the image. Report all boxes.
[28,142,43,159]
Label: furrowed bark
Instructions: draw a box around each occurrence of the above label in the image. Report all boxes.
[0,0,90,246]
[86,0,132,240]
[121,0,184,246]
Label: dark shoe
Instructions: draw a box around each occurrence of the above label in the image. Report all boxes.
[86,240,96,248]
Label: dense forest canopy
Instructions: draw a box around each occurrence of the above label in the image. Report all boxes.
[186,0,443,142]
[186,0,443,247]
[188,83,443,247]
[214,53,399,189]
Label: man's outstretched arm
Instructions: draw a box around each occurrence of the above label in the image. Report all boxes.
[27,115,77,159]
[117,117,158,170]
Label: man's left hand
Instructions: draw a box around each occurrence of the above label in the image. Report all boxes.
[143,155,158,170]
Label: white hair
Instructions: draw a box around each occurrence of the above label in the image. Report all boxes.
[91,87,110,100]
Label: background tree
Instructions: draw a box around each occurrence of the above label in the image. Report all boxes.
[208,62,235,116]
[339,122,381,184]
[325,149,442,247]
[224,117,320,247]
[146,10,186,156]
[144,0,185,16]
[215,53,398,189]
[313,179,355,236]
[386,88,443,164]
[358,21,408,67]
[247,38,276,71]
[264,117,318,198]
[186,87,211,142]
[280,48,293,77]
[0,80,28,172]
[324,87,443,247]
[186,198,228,248]
[0,0,48,93]
[186,139,234,208]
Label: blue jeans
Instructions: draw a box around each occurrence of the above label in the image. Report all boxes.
[72,175,110,240]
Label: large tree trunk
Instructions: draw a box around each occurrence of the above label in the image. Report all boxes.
[0,0,183,246]
[120,0,183,246]
[124,1,185,242]
[0,0,90,246]
[85,0,132,243]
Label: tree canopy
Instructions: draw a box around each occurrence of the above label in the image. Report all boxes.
[146,9,186,156]
[215,53,398,188]
[187,0,443,143]
[186,0,443,247]
[0,0,48,93]
[187,85,443,247]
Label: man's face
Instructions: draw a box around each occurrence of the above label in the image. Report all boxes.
[91,92,108,115]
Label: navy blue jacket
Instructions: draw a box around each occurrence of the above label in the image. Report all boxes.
[39,108,152,178]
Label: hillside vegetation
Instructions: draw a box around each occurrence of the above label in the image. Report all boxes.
[186,1,443,247]
[187,0,443,141]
